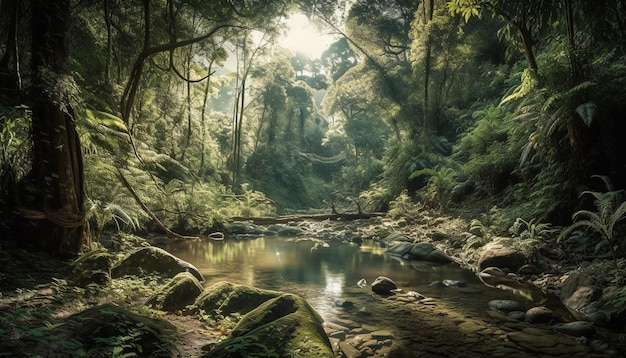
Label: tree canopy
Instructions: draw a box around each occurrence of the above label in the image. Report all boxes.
[1,0,626,254]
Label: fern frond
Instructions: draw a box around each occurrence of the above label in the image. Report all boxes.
[608,201,626,233]
[104,203,137,230]
[591,175,615,192]
[519,141,534,167]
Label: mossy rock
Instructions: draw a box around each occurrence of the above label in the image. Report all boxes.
[111,246,203,281]
[380,232,411,247]
[206,293,333,357]
[70,249,115,287]
[146,272,204,312]
[191,281,281,318]
[56,303,177,357]
[386,242,452,263]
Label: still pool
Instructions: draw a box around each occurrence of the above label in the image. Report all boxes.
[163,236,545,319]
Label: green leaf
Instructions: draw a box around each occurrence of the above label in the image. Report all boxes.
[575,102,598,127]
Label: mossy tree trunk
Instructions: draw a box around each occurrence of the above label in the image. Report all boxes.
[16,0,88,255]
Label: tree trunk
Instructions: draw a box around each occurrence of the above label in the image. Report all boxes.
[518,26,538,73]
[15,0,89,255]
[0,0,21,91]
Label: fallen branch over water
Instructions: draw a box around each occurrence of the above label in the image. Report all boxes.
[230,212,386,225]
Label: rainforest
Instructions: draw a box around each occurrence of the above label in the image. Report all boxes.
[1,0,626,357]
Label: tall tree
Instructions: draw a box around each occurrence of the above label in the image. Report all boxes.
[15,0,88,255]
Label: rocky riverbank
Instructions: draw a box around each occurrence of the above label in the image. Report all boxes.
[2,209,625,357]
[228,210,626,356]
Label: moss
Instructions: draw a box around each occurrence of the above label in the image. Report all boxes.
[58,303,177,357]
[191,281,281,317]
[207,293,333,357]
[146,272,203,312]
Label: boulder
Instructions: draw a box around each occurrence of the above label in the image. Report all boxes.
[564,286,603,312]
[70,249,115,287]
[371,276,398,295]
[191,281,281,318]
[379,232,412,247]
[478,242,525,271]
[552,321,595,338]
[386,242,452,263]
[202,292,333,357]
[488,299,523,314]
[111,246,203,281]
[560,272,595,302]
[146,272,203,312]
[54,303,176,357]
[524,306,560,324]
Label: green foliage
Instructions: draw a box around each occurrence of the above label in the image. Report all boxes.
[559,176,626,265]
[387,192,423,219]
[410,164,457,210]
[454,104,528,197]
[219,335,280,358]
[509,217,558,261]
[604,283,626,323]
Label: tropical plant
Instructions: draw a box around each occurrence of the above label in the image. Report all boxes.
[558,176,626,265]
[509,217,558,262]
[409,164,457,210]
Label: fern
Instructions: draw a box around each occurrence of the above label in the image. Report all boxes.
[509,217,558,261]
[558,175,626,265]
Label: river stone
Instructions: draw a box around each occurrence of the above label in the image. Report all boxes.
[478,243,525,271]
[563,285,603,312]
[380,232,411,247]
[524,306,560,324]
[334,299,355,308]
[552,321,595,338]
[371,276,398,295]
[386,242,452,263]
[488,299,523,313]
[111,246,203,281]
[481,267,507,277]
[275,226,303,236]
[146,272,203,312]
[560,272,595,300]
[191,281,281,317]
[207,293,333,357]
[507,311,526,321]
[339,341,361,358]
[517,264,540,276]
[442,279,466,287]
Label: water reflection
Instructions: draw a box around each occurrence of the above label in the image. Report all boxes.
[164,237,491,315]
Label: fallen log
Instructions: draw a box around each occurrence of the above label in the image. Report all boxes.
[229,212,386,225]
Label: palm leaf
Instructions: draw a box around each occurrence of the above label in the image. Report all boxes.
[575,102,598,127]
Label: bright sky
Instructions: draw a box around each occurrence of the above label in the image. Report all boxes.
[279,13,336,59]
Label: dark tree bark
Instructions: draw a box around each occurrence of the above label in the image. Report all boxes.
[15,0,89,255]
[0,0,21,92]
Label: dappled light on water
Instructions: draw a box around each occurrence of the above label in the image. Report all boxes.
[164,237,545,320]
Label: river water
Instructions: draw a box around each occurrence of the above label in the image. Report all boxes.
[161,235,624,356]
[165,236,542,321]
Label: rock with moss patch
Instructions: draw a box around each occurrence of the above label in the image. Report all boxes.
[146,272,203,312]
[190,281,281,318]
[54,303,176,357]
[70,250,115,287]
[386,242,452,263]
[206,293,333,357]
[111,246,203,281]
